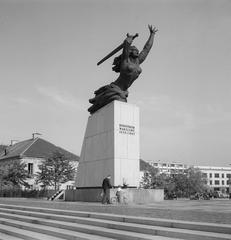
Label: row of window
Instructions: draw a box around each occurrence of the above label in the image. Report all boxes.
[204,173,231,178]
[161,169,184,173]
[209,180,230,185]
[153,163,187,168]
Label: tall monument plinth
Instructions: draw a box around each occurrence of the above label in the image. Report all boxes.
[76,100,140,189]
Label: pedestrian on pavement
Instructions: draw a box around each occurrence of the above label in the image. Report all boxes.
[102,175,112,204]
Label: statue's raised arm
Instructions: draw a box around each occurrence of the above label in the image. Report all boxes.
[138,25,158,64]
[121,33,137,61]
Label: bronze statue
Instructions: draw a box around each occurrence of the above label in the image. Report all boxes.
[88,25,158,114]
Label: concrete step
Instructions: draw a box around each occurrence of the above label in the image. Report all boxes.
[0,204,230,235]
[0,223,64,240]
[0,217,176,240]
[0,210,230,240]
[0,230,23,240]
[0,204,230,240]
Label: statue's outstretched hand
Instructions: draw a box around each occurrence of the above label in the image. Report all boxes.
[126,33,134,44]
[148,25,158,35]
[126,33,139,44]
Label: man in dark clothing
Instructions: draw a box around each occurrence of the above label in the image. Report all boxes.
[102,175,112,204]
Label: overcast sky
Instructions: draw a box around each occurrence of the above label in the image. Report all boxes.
[0,0,231,167]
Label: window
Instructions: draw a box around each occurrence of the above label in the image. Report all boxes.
[227,180,230,185]
[222,180,224,185]
[202,173,207,178]
[221,174,224,178]
[209,173,212,178]
[28,163,34,176]
[214,173,219,178]
[162,164,167,167]
[210,180,212,185]
[227,174,231,178]
[170,164,175,167]
[214,180,219,185]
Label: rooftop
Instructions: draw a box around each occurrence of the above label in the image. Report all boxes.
[0,137,79,162]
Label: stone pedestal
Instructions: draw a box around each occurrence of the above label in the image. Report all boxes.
[65,188,164,203]
[75,100,140,188]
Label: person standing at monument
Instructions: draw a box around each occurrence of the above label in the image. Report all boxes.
[116,185,123,204]
[102,175,112,204]
[88,25,158,114]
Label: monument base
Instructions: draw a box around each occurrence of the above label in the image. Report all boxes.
[65,188,102,202]
[76,100,140,188]
[64,188,164,204]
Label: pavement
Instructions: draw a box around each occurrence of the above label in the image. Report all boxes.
[0,197,230,224]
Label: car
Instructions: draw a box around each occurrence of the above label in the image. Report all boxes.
[190,192,210,200]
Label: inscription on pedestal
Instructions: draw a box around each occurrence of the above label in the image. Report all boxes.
[119,124,135,135]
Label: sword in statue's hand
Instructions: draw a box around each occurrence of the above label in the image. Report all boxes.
[97,33,139,66]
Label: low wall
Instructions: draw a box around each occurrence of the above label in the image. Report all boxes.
[65,188,164,204]
[110,188,164,204]
[65,188,102,202]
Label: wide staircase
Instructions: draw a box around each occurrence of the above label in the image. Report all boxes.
[0,203,230,240]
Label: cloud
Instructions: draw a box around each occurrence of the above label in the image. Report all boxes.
[36,85,86,111]
[136,93,231,133]
[135,95,172,111]
[134,94,196,130]
[195,103,231,127]
[14,97,32,105]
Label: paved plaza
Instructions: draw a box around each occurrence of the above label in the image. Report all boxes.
[0,197,230,224]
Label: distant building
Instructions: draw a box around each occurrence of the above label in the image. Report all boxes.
[0,136,79,189]
[196,166,231,193]
[147,161,188,175]
[146,160,231,193]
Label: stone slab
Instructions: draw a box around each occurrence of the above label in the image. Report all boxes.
[76,101,140,188]
[1,207,231,240]
[1,204,231,235]
[65,188,164,203]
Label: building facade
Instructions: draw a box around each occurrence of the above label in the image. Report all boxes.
[196,166,231,193]
[147,160,231,193]
[0,136,79,190]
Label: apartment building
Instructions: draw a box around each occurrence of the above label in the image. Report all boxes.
[196,166,231,193]
[147,160,231,193]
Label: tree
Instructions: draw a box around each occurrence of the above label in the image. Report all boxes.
[140,164,208,198]
[185,167,208,195]
[166,167,208,197]
[0,160,29,189]
[169,173,188,197]
[36,151,75,190]
[0,168,8,191]
[140,164,162,188]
